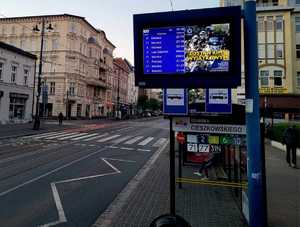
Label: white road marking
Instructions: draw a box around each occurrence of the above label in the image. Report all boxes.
[152,138,167,147]
[124,136,143,145]
[138,137,154,146]
[71,133,99,141]
[97,135,120,142]
[114,127,133,132]
[112,136,132,144]
[46,132,78,140]
[22,131,65,139]
[120,147,134,151]
[83,133,109,141]
[0,147,107,197]
[38,158,135,227]
[137,148,151,152]
[57,133,88,140]
[108,146,119,149]
[32,131,70,139]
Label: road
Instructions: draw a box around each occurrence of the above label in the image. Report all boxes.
[0,118,169,227]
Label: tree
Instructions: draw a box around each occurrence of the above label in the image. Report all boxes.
[148,98,160,111]
[137,95,149,111]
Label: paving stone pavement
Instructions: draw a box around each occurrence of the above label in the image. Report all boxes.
[107,148,247,227]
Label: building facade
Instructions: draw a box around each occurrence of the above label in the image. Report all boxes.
[124,59,138,115]
[0,14,115,119]
[221,0,300,119]
[112,58,130,117]
[0,41,36,124]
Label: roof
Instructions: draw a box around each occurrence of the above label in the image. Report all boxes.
[0,14,116,48]
[114,58,131,73]
[0,41,37,60]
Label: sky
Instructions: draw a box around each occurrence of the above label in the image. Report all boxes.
[0,0,219,64]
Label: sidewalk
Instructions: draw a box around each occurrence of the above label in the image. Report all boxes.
[265,143,300,227]
[94,145,247,227]
[93,142,300,227]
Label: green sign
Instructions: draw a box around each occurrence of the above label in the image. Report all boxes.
[220,135,233,145]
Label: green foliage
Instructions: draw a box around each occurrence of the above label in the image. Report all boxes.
[137,95,161,112]
[266,123,300,148]
[148,98,160,111]
[137,95,149,111]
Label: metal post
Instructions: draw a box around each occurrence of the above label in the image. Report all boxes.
[178,142,183,189]
[244,1,266,226]
[169,117,175,215]
[117,69,120,119]
[33,18,45,130]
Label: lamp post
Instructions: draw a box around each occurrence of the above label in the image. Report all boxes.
[117,69,120,119]
[33,18,53,130]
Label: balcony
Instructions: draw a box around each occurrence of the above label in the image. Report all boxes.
[86,77,107,89]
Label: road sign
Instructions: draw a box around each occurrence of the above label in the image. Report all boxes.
[206,88,232,113]
[163,89,188,115]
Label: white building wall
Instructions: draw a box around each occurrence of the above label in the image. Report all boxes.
[0,45,35,124]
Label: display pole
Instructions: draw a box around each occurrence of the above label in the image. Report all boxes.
[169,117,175,215]
[244,1,267,226]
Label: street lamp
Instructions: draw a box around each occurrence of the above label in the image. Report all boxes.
[117,69,120,120]
[33,18,53,130]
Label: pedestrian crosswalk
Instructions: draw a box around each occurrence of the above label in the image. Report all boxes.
[22,131,168,147]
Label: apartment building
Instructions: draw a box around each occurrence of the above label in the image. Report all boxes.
[221,0,300,119]
[112,58,130,117]
[0,14,115,119]
[0,41,36,124]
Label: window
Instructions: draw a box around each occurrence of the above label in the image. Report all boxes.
[276,44,283,58]
[50,82,55,95]
[11,65,17,83]
[20,39,26,49]
[297,45,300,59]
[266,16,273,31]
[0,62,3,81]
[9,96,26,120]
[297,0,300,5]
[257,17,264,32]
[260,70,269,87]
[52,39,59,50]
[11,26,15,34]
[69,82,75,96]
[296,17,300,33]
[275,16,283,31]
[69,23,76,33]
[274,70,283,86]
[297,72,300,87]
[24,69,29,86]
[258,44,265,58]
[267,44,274,58]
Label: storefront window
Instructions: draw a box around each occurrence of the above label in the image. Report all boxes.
[9,96,27,120]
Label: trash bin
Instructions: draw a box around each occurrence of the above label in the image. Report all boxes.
[150,214,191,227]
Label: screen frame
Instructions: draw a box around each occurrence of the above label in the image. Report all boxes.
[133,6,241,88]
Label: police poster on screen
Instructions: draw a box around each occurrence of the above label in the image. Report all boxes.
[185,23,230,72]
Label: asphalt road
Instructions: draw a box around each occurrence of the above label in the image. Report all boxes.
[0,118,169,227]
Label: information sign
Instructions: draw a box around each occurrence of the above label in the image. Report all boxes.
[205,88,232,113]
[163,89,188,115]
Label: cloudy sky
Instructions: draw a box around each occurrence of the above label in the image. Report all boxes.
[0,0,219,64]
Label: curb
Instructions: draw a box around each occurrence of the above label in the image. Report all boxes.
[92,140,169,227]
[269,139,300,156]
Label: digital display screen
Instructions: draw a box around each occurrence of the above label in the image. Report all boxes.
[143,23,230,74]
